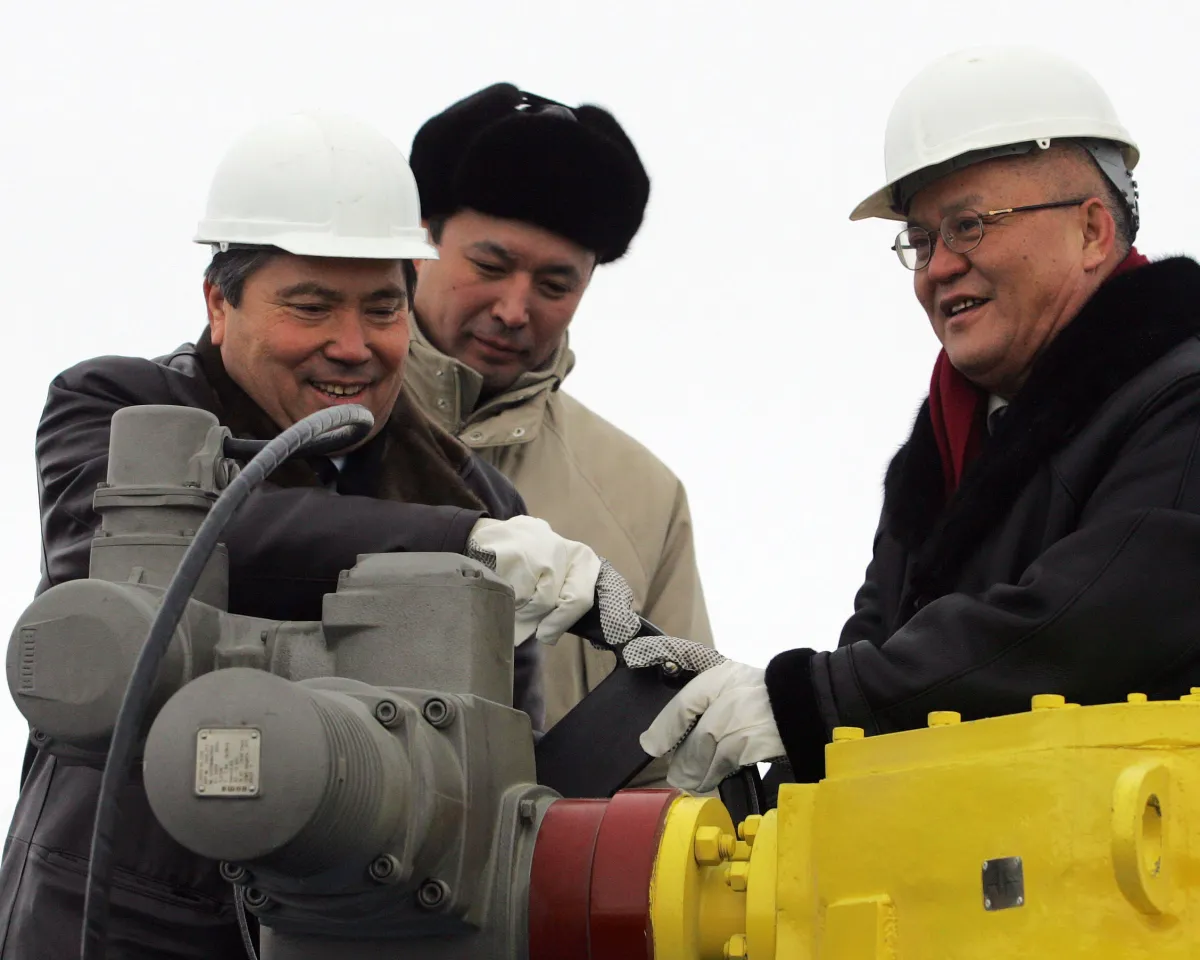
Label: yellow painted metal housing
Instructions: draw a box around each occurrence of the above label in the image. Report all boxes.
[650,693,1200,958]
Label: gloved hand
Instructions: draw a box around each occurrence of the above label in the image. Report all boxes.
[639,660,787,793]
[466,516,601,647]
[588,560,726,673]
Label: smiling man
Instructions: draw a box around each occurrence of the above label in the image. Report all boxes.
[0,111,605,958]
[642,47,1200,795]
[404,84,714,733]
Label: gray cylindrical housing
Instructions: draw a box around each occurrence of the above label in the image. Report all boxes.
[144,669,413,875]
[7,579,190,748]
[107,405,219,487]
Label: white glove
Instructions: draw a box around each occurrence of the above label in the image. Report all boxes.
[466,516,601,647]
[588,560,727,672]
[639,661,787,793]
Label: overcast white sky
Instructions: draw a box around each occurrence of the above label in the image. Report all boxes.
[0,0,1196,829]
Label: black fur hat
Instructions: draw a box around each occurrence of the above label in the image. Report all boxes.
[410,83,649,264]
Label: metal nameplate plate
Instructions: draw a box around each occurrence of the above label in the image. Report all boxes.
[195,728,261,797]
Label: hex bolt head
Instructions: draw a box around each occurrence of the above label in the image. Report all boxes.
[724,861,750,892]
[368,854,402,885]
[219,861,248,884]
[416,878,450,911]
[694,826,734,866]
[723,933,749,958]
[737,815,764,846]
[422,697,456,729]
[518,799,538,823]
[374,699,400,727]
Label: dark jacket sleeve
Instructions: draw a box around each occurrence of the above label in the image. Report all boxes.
[37,359,488,612]
[767,377,1200,780]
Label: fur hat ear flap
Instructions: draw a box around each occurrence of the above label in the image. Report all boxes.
[411,85,649,263]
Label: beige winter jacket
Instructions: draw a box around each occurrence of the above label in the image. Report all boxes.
[405,318,714,730]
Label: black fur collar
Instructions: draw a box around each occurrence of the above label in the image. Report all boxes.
[885,256,1200,604]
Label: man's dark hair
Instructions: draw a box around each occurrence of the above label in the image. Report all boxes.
[1095,174,1135,253]
[203,246,283,308]
[203,245,419,307]
[426,216,447,245]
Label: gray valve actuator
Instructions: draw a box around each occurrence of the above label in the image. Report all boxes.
[7,405,556,959]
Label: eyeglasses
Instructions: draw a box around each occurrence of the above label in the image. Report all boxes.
[892,199,1090,271]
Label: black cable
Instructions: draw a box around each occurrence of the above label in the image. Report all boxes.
[234,886,260,960]
[80,404,374,960]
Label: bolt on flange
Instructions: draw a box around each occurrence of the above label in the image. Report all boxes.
[422,696,456,729]
[368,854,402,885]
[374,699,400,727]
[416,878,451,911]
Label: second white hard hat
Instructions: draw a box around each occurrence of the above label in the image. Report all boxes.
[850,46,1139,226]
[195,111,438,260]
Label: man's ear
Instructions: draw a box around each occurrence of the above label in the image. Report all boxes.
[204,280,230,346]
[1080,198,1118,273]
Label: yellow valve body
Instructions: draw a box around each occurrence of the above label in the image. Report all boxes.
[650,696,1200,958]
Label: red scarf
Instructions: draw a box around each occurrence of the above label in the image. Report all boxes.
[928,247,1150,497]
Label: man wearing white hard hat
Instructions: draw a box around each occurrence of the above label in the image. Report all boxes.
[0,112,604,956]
[642,46,1200,794]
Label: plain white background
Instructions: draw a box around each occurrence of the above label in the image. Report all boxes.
[0,0,1197,832]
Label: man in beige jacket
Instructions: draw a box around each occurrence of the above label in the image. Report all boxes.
[406,83,713,731]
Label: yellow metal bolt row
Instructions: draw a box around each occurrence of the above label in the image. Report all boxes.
[828,691,1200,748]
[691,816,763,958]
[695,815,765,867]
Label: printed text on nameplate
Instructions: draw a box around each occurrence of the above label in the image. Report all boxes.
[195,728,261,797]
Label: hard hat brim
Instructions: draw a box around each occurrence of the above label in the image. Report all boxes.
[849,188,905,223]
[193,224,439,261]
[849,133,1139,223]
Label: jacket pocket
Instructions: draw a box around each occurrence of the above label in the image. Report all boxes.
[42,847,230,914]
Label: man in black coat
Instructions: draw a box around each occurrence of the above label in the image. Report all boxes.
[643,46,1200,793]
[0,111,602,957]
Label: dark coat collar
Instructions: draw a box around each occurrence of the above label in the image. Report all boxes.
[885,256,1200,605]
[194,329,485,510]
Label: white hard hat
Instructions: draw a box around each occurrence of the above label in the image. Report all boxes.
[195,110,438,260]
[850,46,1139,228]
